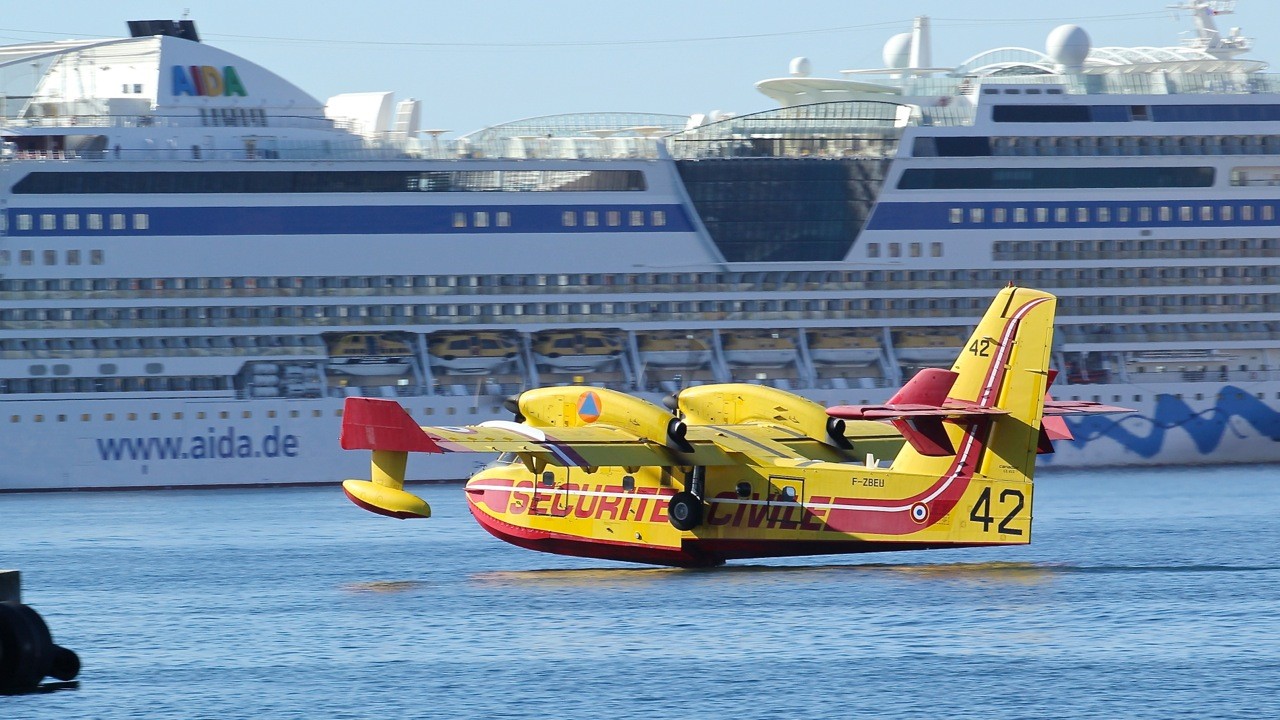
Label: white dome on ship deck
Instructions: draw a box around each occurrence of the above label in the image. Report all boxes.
[883,32,913,69]
[788,56,812,78]
[1046,24,1091,72]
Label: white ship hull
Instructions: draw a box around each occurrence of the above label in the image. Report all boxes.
[3,377,1277,492]
[6,8,1280,491]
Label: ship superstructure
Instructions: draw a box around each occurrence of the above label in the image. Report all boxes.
[2,7,1279,491]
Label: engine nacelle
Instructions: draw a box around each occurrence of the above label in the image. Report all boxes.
[677,383,851,448]
[516,386,684,449]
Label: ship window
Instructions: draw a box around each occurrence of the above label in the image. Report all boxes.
[1055,208,1068,223]
[20,250,33,265]
[452,212,466,228]
[584,211,598,226]
[910,242,922,257]
[888,243,901,258]
[0,250,8,266]
[1222,206,1234,221]
[1243,205,1254,221]
[930,242,942,257]
[969,207,984,223]
[110,214,125,230]
[41,214,55,230]
[1076,208,1088,222]
[606,211,621,226]
[496,211,511,227]
[16,214,32,231]
[866,243,879,258]
[651,210,666,226]
[64,214,79,230]
[42,250,55,265]
[629,210,644,226]
[1157,206,1171,221]
[1035,207,1047,222]
[1117,207,1131,222]
[133,213,149,230]
[948,208,962,224]
[474,211,489,227]
[1265,205,1275,221]
[992,207,1006,223]
[1180,206,1192,221]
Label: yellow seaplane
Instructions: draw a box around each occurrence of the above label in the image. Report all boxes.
[339,287,1127,567]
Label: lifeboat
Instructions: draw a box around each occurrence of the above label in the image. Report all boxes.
[722,329,797,367]
[326,333,413,376]
[806,328,881,365]
[637,331,712,368]
[892,330,967,364]
[533,330,624,372]
[428,331,520,374]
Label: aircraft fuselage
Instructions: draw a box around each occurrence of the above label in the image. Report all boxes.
[464,459,1032,567]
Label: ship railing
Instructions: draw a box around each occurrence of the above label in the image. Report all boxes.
[0,346,323,360]
[1120,368,1278,384]
[905,72,1280,97]
[3,112,342,132]
[0,140,665,163]
[8,297,1280,334]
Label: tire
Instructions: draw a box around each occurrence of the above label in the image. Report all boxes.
[667,491,704,531]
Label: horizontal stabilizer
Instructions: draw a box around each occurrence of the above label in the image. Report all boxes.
[827,399,1008,421]
[340,397,442,453]
[1041,413,1073,441]
[887,368,957,406]
[890,416,955,457]
[1042,398,1133,415]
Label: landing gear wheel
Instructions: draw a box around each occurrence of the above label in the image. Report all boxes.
[667,491,704,531]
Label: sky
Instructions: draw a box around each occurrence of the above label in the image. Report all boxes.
[4,1,1280,136]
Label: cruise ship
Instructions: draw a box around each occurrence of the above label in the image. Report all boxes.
[3,4,1280,491]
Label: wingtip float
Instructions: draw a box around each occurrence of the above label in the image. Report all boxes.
[338,287,1131,567]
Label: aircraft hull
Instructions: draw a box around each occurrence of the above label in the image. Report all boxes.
[462,467,1030,568]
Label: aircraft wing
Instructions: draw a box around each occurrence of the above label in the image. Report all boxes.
[341,397,738,468]
[340,397,904,470]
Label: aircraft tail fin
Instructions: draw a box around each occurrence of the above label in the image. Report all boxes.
[886,286,1056,481]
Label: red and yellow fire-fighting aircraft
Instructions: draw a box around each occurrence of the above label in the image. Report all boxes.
[339,286,1128,567]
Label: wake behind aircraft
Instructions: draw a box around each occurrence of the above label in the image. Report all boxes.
[339,287,1128,567]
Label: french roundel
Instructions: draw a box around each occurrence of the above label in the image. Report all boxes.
[910,502,929,523]
[577,391,602,423]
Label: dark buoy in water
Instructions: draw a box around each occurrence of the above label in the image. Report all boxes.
[0,570,80,694]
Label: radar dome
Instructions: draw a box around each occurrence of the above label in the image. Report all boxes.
[883,32,913,69]
[1046,24,1091,71]
[789,56,811,78]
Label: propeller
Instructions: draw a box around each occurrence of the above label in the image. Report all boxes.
[661,391,680,414]
[502,394,525,423]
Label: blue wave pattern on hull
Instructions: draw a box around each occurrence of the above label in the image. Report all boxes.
[1061,385,1280,459]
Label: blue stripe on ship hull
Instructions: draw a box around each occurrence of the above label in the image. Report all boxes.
[1060,385,1280,459]
[867,200,1280,231]
[5,204,694,236]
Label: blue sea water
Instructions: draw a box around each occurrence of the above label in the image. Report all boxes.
[2,465,1278,719]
